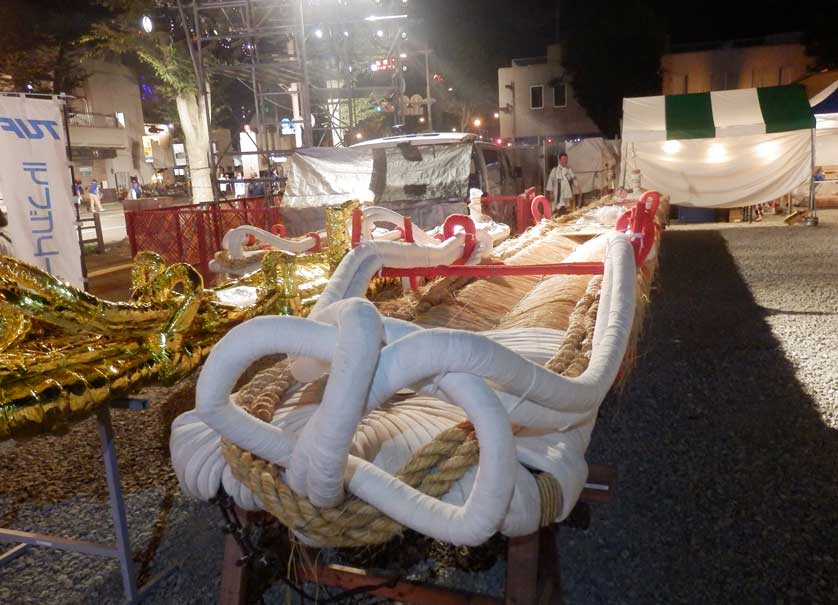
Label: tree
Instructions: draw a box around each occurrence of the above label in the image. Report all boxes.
[0,0,105,94]
[560,0,666,137]
[84,0,215,202]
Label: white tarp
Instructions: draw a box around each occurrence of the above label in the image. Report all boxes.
[0,96,83,287]
[377,143,471,204]
[566,138,618,193]
[284,147,374,209]
[622,130,812,208]
[282,144,472,235]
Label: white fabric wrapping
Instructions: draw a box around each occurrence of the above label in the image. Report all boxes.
[171,232,637,544]
[222,226,320,258]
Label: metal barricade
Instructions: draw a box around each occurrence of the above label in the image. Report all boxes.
[125,197,282,282]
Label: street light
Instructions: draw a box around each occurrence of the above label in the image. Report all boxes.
[141,15,153,33]
[419,116,426,123]
[355,132,364,140]
[493,112,500,119]
[314,28,324,39]
[375,29,385,38]
[473,118,482,128]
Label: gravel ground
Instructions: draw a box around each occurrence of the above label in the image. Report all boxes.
[1,211,836,604]
[561,210,838,603]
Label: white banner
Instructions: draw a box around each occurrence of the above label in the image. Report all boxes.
[0,96,83,287]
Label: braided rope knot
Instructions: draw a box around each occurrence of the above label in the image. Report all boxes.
[217,276,603,548]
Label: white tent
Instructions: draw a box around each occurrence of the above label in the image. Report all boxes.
[811,80,838,165]
[621,85,816,208]
[565,138,618,194]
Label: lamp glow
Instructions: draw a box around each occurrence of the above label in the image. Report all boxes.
[141,15,153,33]
[662,140,682,155]
[755,140,780,160]
[473,118,482,127]
[706,142,728,163]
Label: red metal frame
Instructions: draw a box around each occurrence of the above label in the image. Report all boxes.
[482,186,537,235]
[350,190,662,287]
[378,262,605,279]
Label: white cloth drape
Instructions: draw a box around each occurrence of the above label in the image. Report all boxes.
[621,130,812,208]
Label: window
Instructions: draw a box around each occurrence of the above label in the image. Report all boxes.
[552,83,567,108]
[482,148,499,167]
[115,112,126,127]
[530,85,544,110]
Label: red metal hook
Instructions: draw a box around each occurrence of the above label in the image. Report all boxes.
[442,214,477,265]
[305,231,321,252]
[615,190,659,266]
[531,194,552,222]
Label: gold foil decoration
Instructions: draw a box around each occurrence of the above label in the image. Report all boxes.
[324,200,359,272]
[0,245,333,441]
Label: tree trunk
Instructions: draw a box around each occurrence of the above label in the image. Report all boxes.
[175,89,214,204]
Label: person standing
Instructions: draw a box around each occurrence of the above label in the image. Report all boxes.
[87,179,103,213]
[233,171,246,198]
[546,152,577,214]
[72,180,84,207]
[128,177,143,200]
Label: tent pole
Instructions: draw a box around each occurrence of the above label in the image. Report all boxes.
[804,128,819,227]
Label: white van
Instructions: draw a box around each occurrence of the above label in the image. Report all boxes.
[281,133,522,235]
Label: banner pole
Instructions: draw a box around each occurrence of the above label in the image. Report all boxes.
[61,98,90,289]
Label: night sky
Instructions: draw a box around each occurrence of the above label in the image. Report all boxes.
[416,0,812,66]
[19,0,817,64]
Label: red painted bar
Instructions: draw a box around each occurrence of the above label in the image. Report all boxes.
[379,261,604,279]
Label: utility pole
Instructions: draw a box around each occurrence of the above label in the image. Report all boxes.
[297,0,314,147]
[419,49,434,131]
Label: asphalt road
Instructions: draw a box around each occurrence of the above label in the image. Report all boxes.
[79,202,127,244]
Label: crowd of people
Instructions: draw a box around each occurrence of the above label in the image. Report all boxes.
[216,169,283,200]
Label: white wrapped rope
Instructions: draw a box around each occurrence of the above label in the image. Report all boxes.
[171,232,636,545]
[222,225,321,258]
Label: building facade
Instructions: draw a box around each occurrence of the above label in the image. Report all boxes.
[67,59,156,197]
[497,44,600,143]
[661,34,809,95]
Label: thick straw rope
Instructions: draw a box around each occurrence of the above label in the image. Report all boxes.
[220,275,602,547]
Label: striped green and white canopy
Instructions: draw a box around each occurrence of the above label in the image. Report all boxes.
[622,84,815,142]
